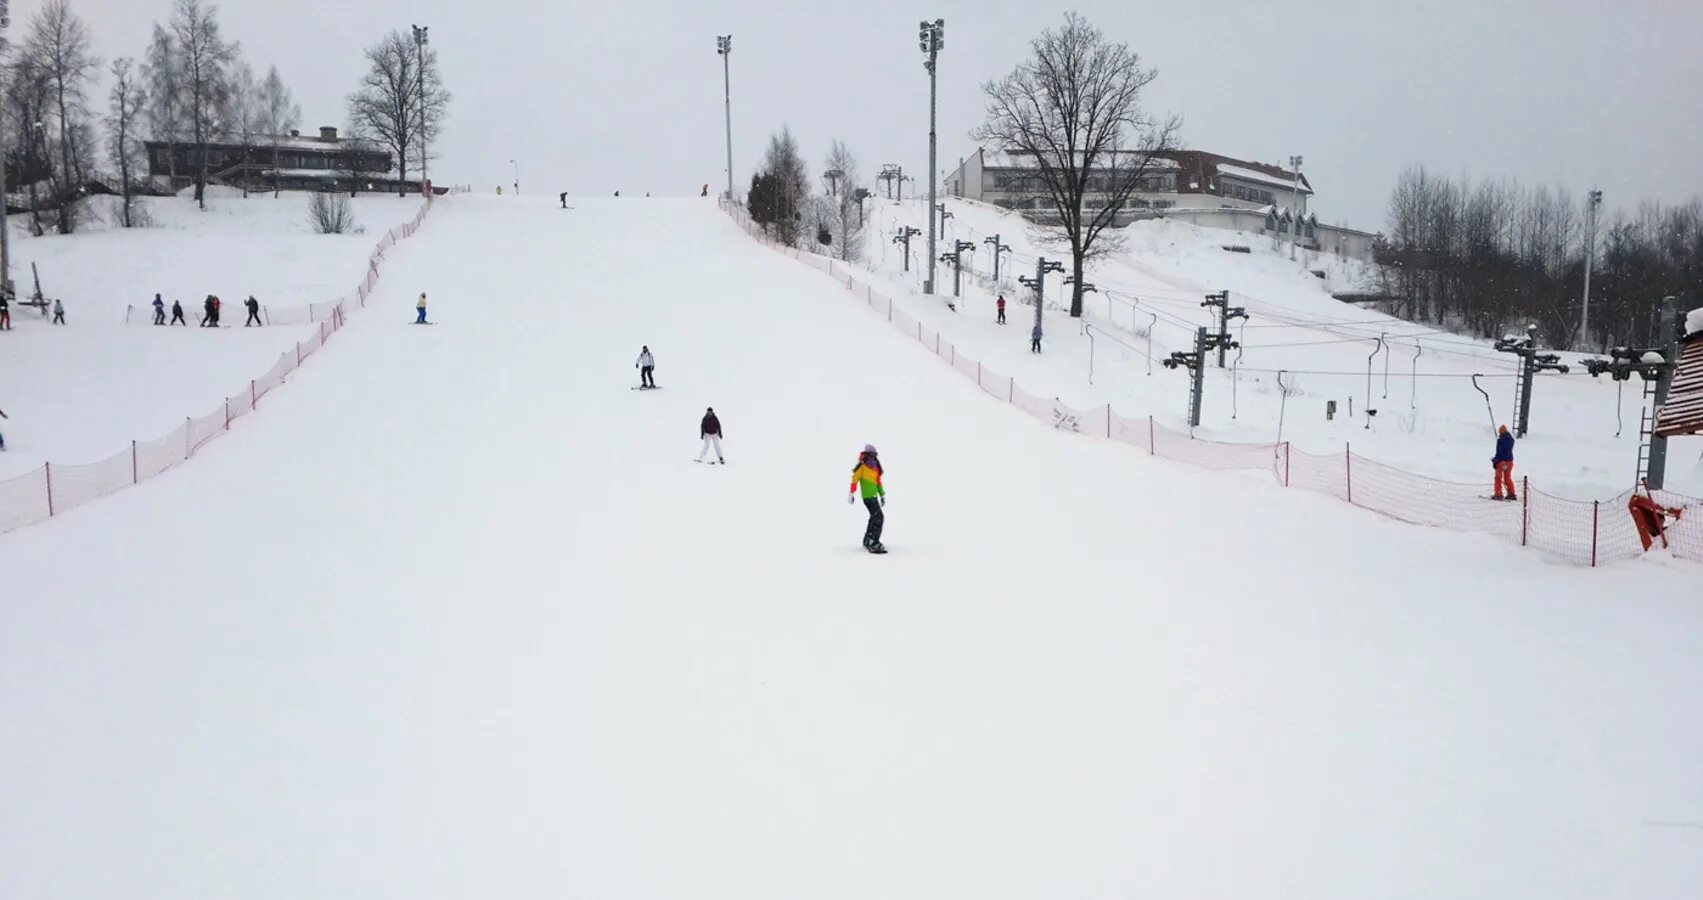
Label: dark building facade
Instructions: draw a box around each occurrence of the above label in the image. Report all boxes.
[143,126,420,194]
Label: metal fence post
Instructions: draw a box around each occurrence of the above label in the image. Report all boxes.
[132,440,139,485]
[1521,477,1529,546]
[1284,441,1291,487]
[44,463,54,517]
[1148,416,1156,455]
[1591,501,1599,567]
[1346,443,1354,505]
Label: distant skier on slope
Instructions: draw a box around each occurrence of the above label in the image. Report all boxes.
[0,407,8,450]
[1492,425,1516,501]
[997,294,1006,325]
[200,295,215,327]
[0,289,10,330]
[560,192,567,209]
[152,293,166,325]
[697,407,725,464]
[51,299,65,325]
[635,346,656,388]
[415,292,429,324]
[244,296,262,327]
[847,444,887,553]
[1030,322,1042,353]
[170,299,187,326]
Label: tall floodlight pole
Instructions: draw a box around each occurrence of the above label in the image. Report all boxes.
[412,24,429,187]
[1581,187,1602,351]
[0,1,12,293]
[1288,154,1303,261]
[717,35,734,202]
[919,18,944,296]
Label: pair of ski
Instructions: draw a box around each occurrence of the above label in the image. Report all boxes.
[693,458,726,465]
[631,385,661,391]
[1484,495,1520,502]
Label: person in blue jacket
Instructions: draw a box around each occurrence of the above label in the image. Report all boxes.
[1492,425,1516,500]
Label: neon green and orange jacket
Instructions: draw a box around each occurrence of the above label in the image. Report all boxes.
[849,461,885,499]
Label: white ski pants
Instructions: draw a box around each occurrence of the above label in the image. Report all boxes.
[698,434,723,461]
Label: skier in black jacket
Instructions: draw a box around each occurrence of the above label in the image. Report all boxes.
[697,407,724,464]
[244,296,262,326]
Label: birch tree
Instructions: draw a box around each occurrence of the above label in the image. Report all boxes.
[106,58,149,227]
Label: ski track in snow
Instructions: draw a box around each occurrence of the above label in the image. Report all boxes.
[0,195,1699,900]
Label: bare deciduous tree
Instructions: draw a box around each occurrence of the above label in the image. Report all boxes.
[170,0,238,209]
[750,127,808,246]
[972,12,1181,316]
[6,54,56,236]
[347,30,450,195]
[143,23,182,188]
[254,65,300,197]
[823,138,864,262]
[24,0,100,234]
[222,61,259,196]
[106,58,149,228]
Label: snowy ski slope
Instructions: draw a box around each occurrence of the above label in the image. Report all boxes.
[855,196,1703,499]
[0,195,1698,899]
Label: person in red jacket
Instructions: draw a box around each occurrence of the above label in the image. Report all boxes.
[996,294,1006,325]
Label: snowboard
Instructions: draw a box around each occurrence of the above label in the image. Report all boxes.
[631,385,661,391]
[694,459,726,465]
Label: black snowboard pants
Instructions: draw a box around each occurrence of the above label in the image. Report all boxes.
[863,497,885,546]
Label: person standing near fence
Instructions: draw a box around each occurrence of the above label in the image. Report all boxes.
[1492,425,1517,501]
[697,407,725,464]
[635,346,656,389]
[170,299,186,326]
[152,293,166,325]
[847,444,887,554]
[997,295,1007,325]
[51,299,65,325]
[244,296,262,327]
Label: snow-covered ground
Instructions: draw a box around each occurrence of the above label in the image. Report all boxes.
[0,195,1698,899]
[0,189,426,476]
[855,197,1703,499]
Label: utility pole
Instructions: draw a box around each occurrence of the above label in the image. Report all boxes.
[936,203,952,237]
[412,25,430,187]
[853,188,870,228]
[1017,256,1065,334]
[1200,291,1247,368]
[919,18,944,295]
[939,240,975,298]
[1288,154,1304,261]
[1580,187,1602,351]
[897,173,912,201]
[1495,325,1571,438]
[983,234,1010,285]
[893,226,921,272]
[717,35,734,202]
[823,167,844,197]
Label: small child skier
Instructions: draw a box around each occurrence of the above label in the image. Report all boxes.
[1030,323,1042,353]
[847,444,887,553]
[997,295,1007,325]
[152,293,166,325]
[51,299,65,325]
[415,292,429,324]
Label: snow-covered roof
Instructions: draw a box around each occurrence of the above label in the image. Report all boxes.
[981,148,1179,171]
[1687,306,1703,337]
[1216,163,1313,195]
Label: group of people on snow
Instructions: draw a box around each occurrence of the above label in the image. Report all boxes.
[0,290,67,328]
[633,345,887,552]
[993,294,1044,352]
[148,293,263,327]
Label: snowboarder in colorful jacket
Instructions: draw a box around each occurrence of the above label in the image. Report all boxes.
[1492,425,1516,500]
[847,444,887,552]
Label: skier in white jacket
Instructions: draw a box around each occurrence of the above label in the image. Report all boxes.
[635,346,656,388]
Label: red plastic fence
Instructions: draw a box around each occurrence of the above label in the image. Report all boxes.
[0,199,438,536]
[718,198,1703,568]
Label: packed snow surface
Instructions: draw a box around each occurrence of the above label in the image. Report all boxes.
[0,193,426,477]
[0,195,1698,899]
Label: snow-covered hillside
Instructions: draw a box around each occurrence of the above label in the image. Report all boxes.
[0,190,427,476]
[0,195,1698,899]
[854,196,1703,498]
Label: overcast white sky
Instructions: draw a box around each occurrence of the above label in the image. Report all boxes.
[23,0,1703,230]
